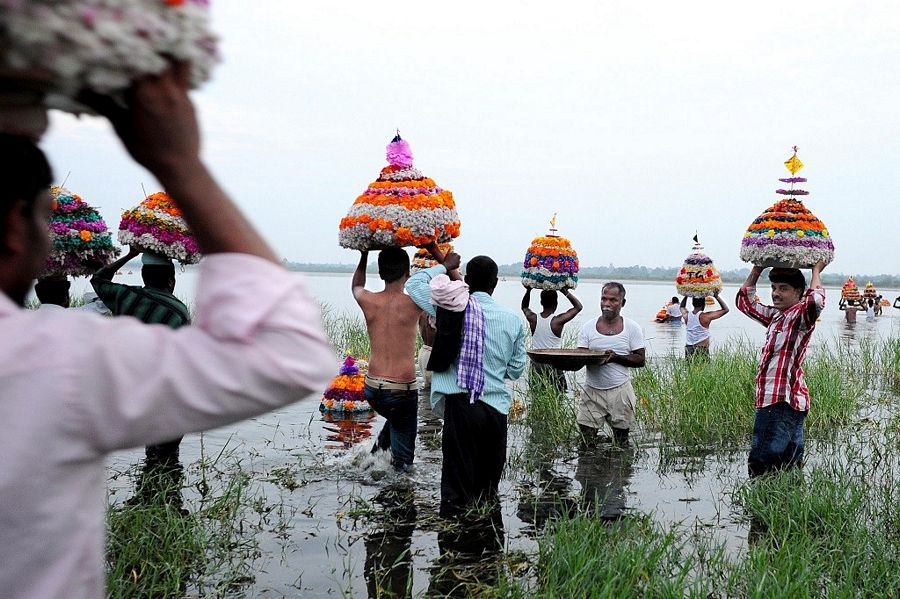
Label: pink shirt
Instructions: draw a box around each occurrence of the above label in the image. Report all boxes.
[0,253,337,598]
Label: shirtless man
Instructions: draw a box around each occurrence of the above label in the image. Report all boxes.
[353,248,421,471]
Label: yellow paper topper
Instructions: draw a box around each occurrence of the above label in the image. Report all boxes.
[784,145,804,175]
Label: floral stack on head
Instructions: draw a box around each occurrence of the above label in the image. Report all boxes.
[675,235,723,298]
[42,185,119,277]
[118,191,201,264]
[411,243,453,273]
[740,147,834,269]
[338,133,460,250]
[0,0,218,127]
[864,281,878,300]
[319,355,372,413]
[841,277,860,301]
[521,214,579,291]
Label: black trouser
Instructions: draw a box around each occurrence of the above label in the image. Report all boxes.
[440,393,507,518]
[145,437,183,466]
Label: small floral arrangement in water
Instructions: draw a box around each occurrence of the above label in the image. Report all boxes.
[118,191,201,264]
[521,215,579,290]
[338,134,461,251]
[0,0,218,114]
[411,243,453,273]
[675,236,723,298]
[841,277,860,301]
[320,355,372,413]
[43,186,119,277]
[740,147,834,269]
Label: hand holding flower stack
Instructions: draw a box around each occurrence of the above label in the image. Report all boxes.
[412,243,454,273]
[520,215,579,290]
[338,134,460,251]
[43,186,119,277]
[739,147,835,269]
[118,191,201,264]
[675,236,723,298]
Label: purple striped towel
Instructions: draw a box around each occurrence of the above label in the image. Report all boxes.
[457,295,485,402]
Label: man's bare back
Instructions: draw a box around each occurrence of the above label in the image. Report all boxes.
[352,250,421,381]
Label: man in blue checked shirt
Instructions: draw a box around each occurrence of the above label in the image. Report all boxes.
[406,246,526,517]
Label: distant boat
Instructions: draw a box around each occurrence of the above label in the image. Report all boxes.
[127,270,133,275]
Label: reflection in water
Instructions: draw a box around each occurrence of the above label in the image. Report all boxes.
[428,508,504,597]
[575,445,635,521]
[516,450,575,532]
[322,411,376,450]
[364,486,417,598]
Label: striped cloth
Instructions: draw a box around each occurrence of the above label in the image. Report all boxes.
[91,278,191,329]
[736,285,825,411]
[457,296,485,402]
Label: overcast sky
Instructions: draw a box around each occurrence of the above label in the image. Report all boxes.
[42,1,900,274]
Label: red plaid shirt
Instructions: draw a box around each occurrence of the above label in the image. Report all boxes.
[736,285,825,411]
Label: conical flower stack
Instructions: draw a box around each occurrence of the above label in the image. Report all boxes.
[118,191,201,264]
[43,186,119,277]
[521,215,579,290]
[339,134,460,250]
[740,147,835,268]
[320,356,372,413]
[863,282,878,300]
[675,236,723,298]
[411,243,454,273]
[841,277,860,301]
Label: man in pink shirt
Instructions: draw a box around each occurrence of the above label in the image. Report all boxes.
[0,64,336,598]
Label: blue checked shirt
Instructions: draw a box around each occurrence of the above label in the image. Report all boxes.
[405,265,527,415]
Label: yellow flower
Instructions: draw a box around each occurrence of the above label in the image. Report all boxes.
[796,230,805,237]
[767,229,775,237]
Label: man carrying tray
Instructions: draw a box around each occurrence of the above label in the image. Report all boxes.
[92,247,191,475]
[0,64,336,598]
[576,282,646,447]
[352,248,422,472]
[736,263,825,477]
[521,287,582,393]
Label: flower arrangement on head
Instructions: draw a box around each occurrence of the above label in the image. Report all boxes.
[0,0,218,120]
[739,147,834,269]
[411,243,453,273]
[864,281,878,300]
[118,191,201,264]
[338,132,460,251]
[521,214,579,290]
[675,235,723,298]
[319,355,372,413]
[841,277,860,301]
[42,186,119,277]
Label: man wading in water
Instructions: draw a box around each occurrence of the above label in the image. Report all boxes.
[353,248,421,472]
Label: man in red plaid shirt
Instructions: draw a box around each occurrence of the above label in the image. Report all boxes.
[736,262,826,477]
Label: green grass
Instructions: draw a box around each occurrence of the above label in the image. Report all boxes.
[320,303,371,358]
[633,343,866,446]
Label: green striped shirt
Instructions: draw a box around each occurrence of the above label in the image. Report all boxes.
[91,277,190,329]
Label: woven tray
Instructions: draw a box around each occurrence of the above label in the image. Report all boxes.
[527,348,607,371]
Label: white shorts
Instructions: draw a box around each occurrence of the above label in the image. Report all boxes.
[577,380,636,430]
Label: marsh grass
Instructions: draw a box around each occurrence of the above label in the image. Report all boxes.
[634,342,867,446]
[521,373,580,454]
[320,303,370,357]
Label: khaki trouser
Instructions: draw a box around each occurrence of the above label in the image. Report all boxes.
[577,380,637,430]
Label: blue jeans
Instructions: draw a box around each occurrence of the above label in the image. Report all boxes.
[365,385,418,470]
[748,402,807,477]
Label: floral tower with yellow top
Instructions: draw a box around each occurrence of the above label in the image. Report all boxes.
[319,355,372,413]
[740,147,834,268]
[863,281,878,300]
[118,191,201,264]
[42,186,118,277]
[521,215,579,290]
[675,235,723,298]
[339,133,460,250]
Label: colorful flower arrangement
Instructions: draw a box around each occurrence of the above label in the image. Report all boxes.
[841,277,860,301]
[740,147,834,269]
[411,243,453,273]
[319,355,372,413]
[118,191,201,264]
[675,237,723,298]
[521,217,579,290]
[863,281,878,300]
[0,0,218,116]
[338,134,461,250]
[43,186,119,277]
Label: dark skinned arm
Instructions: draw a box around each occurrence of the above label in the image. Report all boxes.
[606,347,646,368]
[423,242,461,281]
[351,250,369,302]
[700,290,730,326]
[521,288,537,333]
[94,247,140,281]
[551,289,583,337]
